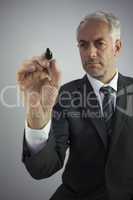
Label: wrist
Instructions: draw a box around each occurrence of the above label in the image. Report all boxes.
[26,106,52,129]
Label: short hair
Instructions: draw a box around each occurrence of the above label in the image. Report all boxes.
[76,11,121,42]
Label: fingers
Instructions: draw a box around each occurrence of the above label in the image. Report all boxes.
[17,56,51,89]
[18,71,50,91]
[17,54,62,92]
[49,59,62,88]
[31,56,50,69]
[18,56,49,74]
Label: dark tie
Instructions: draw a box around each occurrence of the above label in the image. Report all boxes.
[100,86,115,136]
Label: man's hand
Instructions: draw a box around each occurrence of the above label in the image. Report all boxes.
[17,55,62,129]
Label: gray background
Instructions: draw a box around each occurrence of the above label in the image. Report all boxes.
[0,0,133,199]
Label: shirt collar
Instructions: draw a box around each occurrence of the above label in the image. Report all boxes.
[86,70,118,95]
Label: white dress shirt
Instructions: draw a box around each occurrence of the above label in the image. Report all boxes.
[25,71,118,154]
[86,71,118,115]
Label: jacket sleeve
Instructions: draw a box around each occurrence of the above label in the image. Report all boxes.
[22,87,70,180]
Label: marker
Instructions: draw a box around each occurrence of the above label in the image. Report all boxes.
[45,48,53,60]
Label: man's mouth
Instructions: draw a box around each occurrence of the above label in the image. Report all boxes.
[85,61,100,66]
[85,62,99,67]
[85,60,99,64]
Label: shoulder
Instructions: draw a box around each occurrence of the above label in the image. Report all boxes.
[59,76,84,92]
[120,73,133,85]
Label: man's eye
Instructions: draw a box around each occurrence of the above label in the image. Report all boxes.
[78,43,87,48]
[79,43,85,47]
[96,42,106,48]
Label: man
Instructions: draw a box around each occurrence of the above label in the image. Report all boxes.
[17,11,133,200]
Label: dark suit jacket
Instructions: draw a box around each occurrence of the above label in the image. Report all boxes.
[22,73,133,200]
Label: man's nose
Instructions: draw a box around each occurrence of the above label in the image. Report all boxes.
[87,45,97,58]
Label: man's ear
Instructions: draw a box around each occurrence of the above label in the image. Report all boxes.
[114,39,122,56]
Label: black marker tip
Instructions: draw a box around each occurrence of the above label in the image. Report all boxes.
[45,48,53,60]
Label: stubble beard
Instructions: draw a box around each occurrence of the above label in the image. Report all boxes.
[83,63,107,80]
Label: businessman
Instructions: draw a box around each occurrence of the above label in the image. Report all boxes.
[17,11,133,200]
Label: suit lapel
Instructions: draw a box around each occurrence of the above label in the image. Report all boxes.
[78,74,108,150]
[107,73,127,159]
[78,73,128,153]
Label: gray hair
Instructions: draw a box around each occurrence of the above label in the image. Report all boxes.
[77,11,121,42]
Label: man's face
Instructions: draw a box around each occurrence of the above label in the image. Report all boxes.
[77,19,122,81]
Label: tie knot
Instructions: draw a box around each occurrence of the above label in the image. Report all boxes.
[100,86,114,95]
